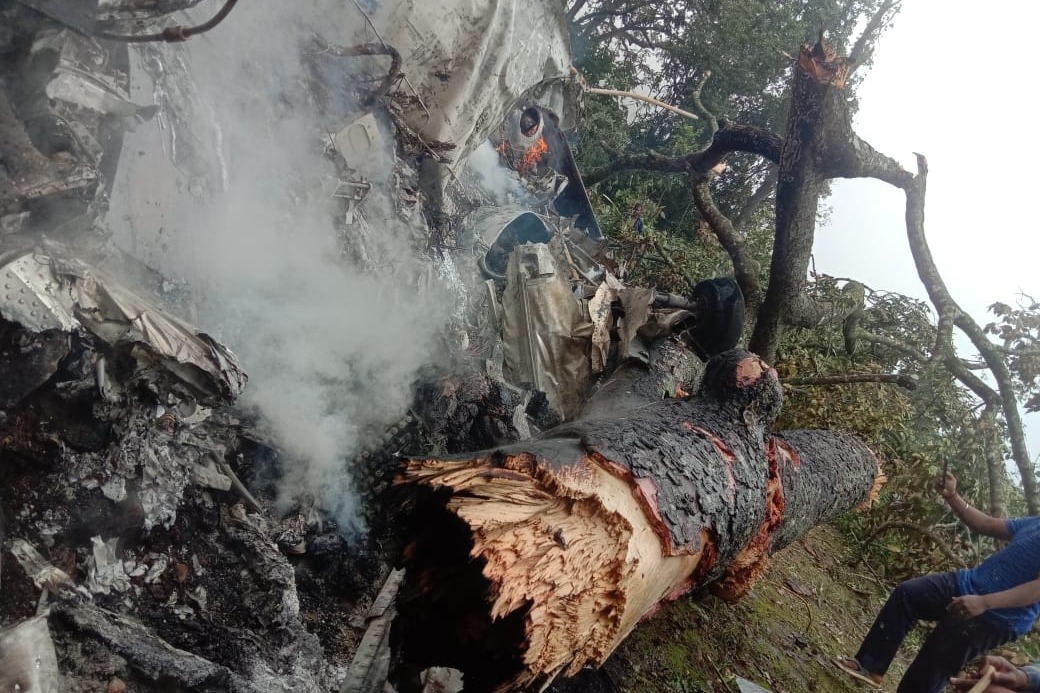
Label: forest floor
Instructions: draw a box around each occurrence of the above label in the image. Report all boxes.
[592,524,1033,693]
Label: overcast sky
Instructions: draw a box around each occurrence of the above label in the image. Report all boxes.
[813,1,1040,462]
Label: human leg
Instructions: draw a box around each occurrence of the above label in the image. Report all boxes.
[895,614,1016,693]
[853,572,959,678]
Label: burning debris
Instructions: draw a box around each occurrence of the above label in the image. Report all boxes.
[0,1,881,692]
[0,236,369,690]
[495,107,551,175]
[0,1,593,690]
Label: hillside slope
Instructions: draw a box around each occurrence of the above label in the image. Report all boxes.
[585,525,913,693]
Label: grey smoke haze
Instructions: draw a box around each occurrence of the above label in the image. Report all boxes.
[108,1,453,529]
[465,140,527,204]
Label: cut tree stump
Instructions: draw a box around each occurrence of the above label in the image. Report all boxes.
[395,349,884,690]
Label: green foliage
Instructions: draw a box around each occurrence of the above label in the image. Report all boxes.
[985,297,1040,412]
[595,189,735,293]
[775,278,1016,578]
[571,0,888,242]
[592,184,775,297]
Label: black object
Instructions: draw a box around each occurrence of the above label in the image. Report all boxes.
[685,277,745,357]
[534,108,603,240]
[519,106,541,137]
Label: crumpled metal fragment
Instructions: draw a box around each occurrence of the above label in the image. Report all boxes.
[500,239,592,421]
[9,538,90,598]
[86,536,131,594]
[0,245,246,404]
[0,615,61,693]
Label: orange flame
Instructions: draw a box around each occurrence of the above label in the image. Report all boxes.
[516,136,549,172]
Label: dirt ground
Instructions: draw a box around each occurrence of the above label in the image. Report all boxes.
[585,525,1038,692]
[599,524,917,693]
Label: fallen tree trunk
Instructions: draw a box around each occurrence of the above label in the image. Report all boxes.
[395,349,884,690]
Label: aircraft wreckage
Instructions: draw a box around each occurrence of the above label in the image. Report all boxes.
[0,1,884,691]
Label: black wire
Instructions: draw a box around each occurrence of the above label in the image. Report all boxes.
[94,0,240,43]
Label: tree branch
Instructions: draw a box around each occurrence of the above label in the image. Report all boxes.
[586,87,701,121]
[855,329,998,405]
[692,175,763,317]
[980,405,1008,518]
[785,373,917,390]
[848,0,901,70]
[687,70,717,134]
[749,35,909,362]
[903,155,1038,513]
[583,121,781,186]
[311,39,402,102]
[852,520,967,569]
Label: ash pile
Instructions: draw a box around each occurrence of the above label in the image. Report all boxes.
[0,1,743,691]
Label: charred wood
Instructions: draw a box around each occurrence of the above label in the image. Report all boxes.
[394,349,883,690]
[55,601,260,693]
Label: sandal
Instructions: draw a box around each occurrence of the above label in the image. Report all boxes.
[833,656,884,688]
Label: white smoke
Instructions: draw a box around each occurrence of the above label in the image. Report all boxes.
[464,140,527,205]
[107,0,453,531]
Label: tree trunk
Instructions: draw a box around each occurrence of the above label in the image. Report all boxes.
[747,35,909,364]
[394,350,883,691]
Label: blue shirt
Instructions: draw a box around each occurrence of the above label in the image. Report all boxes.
[957,516,1040,636]
[1025,664,1040,692]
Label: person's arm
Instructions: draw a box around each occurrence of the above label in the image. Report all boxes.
[950,575,1040,618]
[950,656,1035,691]
[936,472,1011,540]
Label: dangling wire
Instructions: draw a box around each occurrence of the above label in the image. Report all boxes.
[94,0,240,43]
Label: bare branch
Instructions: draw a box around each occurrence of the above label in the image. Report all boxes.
[586,87,700,121]
[856,329,998,405]
[785,373,917,390]
[583,121,781,186]
[692,176,763,317]
[980,405,1008,518]
[311,39,402,102]
[687,70,717,133]
[903,155,1037,513]
[852,520,967,569]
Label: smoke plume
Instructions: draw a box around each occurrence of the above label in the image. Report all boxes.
[107,0,453,531]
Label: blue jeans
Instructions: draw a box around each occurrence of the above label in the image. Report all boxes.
[855,571,1016,693]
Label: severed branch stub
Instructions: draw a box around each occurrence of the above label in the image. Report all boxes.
[393,349,884,691]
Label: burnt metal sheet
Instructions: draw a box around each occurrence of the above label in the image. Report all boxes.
[0,615,61,693]
[539,108,602,239]
[371,0,576,164]
[501,239,591,421]
[471,207,553,281]
[0,246,246,403]
[16,0,98,32]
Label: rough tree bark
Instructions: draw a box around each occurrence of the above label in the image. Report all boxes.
[747,23,907,362]
[394,350,883,690]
